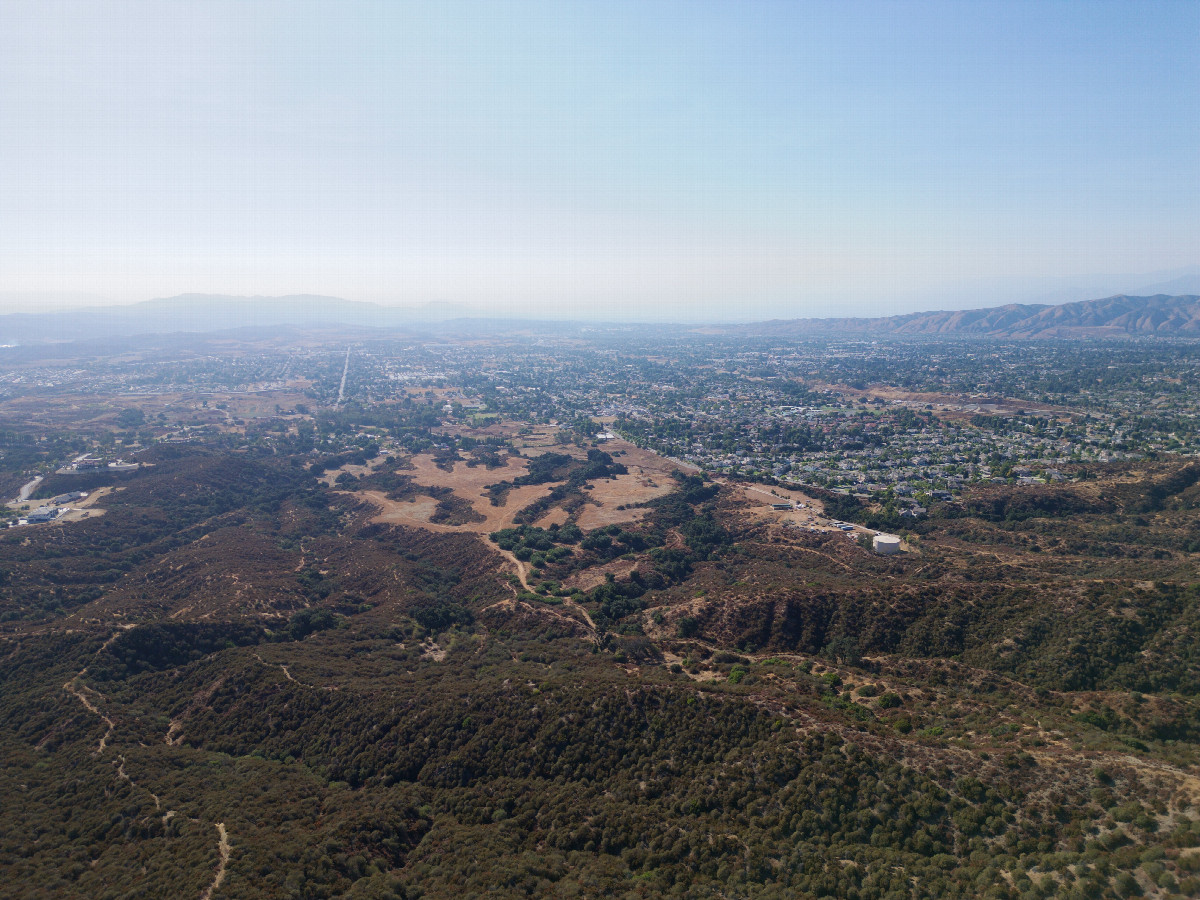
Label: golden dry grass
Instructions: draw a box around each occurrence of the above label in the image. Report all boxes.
[318,456,388,487]
[574,472,672,529]
[354,452,559,534]
[351,437,690,536]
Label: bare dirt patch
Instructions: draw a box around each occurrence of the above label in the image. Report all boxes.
[355,448,563,533]
[738,482,822,510]
[47,485,117,523]
[725,482,876,540]
[55,506,107,523]
[369,493,441,526]
[419,640,447,662]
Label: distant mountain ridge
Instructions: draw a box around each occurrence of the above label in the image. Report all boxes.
[3,292,1200,344]
[746,294,1200,338]
[0,294,476,344]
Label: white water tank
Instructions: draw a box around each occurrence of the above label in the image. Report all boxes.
[873,534,902,555]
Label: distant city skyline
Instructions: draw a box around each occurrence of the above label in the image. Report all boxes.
[2,0,1197,320]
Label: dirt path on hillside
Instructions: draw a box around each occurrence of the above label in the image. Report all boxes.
[64,676,116,754]
[563,596,598,636]
[64,626,235,897]
[199,823,231,900]
[494,545,599,635]
[495,547,531,589]
[62,625,136,754]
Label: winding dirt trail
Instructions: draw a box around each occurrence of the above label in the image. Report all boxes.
[64,674,116,754]
[114,754,162,810]
[254,652,317,689]
[496,547,531,589]
[63,627,235,898]
[563,596,598,637]
[199,823,231,900]
[494,547,599,639]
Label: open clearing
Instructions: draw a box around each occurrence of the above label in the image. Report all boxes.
[352,436,688,536]
[354,448,560,534]
[319,455,388,487]
[575,471,672,528]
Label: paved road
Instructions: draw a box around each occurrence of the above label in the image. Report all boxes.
[336,347,351,404]
[15,474,42,504]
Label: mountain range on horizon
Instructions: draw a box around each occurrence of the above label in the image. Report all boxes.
[4,291,1200,344]
[0,294,478,345]
[736,293,1200,339]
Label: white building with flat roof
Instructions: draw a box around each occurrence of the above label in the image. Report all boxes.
[873,534,902,555]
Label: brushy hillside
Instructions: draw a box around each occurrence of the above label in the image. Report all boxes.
[3,449,1200,898]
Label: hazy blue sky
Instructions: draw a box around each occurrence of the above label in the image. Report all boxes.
[1,0,1197,320]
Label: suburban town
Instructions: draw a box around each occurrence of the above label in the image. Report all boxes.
[3,333,1196,522]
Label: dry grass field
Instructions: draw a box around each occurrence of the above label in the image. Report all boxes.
[349,436,693,536]
[574,471,672,528]
[317,455,388,487]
